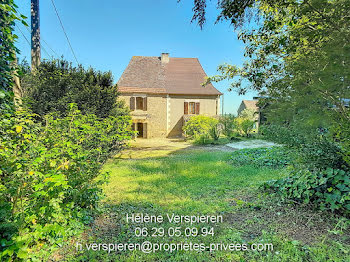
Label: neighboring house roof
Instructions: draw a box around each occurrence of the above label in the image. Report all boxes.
[241,100,259,111]
[237,100,259,116]
[118,55,222,95]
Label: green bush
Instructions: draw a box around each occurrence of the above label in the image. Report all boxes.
[229,147,294,169]
[261,124,349,214]
[219,114,236,138]
[21,59,129,118]
[208,122,222,141]
[333,111,350,166]
[0,105,133,260]
[261,124,347,170]
[183,115,218,140]
[234,117,255,137]
[263,168,350,214]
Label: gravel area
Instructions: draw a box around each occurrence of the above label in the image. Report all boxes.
[226,139,279,150]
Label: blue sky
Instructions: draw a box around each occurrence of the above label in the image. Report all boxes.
[15,0,257,114]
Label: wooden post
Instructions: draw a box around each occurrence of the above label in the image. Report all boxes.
[221,93,224,115]
[31,0,41,71]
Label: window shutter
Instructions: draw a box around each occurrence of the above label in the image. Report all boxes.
[143,123,147,138]
[130,97,135,111]
[195,102,200,114]
[143,97,147,111]
[184,102,188,115]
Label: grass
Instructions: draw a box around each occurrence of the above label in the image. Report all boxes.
[63,147,349,262]
[103,151,284,213]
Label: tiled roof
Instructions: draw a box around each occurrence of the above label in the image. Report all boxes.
[242,100,258,111]
[117,56,222,95]
[118,86,166,94]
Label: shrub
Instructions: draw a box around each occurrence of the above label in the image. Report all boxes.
[261,124,349,214]
[21,59,129,118]
[219,114,236,138]
[183,115,218,139]
[261,124,347,170]
[234,117,255,137]
[263,168,350,214]
[229,147,294,169]
[208,122,222,141]
[0,105,133,260]
[333,111,350,166]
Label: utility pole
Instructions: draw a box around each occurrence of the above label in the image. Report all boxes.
[222,93,224,115]
[31,0,41,70]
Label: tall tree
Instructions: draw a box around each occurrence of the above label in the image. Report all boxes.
[186,0,350,160]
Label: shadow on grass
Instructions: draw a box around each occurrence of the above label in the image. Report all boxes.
[102,150,284,214]
[62,149,350,262]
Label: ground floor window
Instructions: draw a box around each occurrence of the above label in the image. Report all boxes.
[184,102,200,115]
[189,102,195,114]
[133,122,147,138]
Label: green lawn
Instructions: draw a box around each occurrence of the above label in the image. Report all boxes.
[65,149,349,262]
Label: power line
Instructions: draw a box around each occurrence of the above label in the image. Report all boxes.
[16,8,59,59]
[16,23,51,58]
[50,0,79,64]
[16,24,31,46]
[42,38,60,58]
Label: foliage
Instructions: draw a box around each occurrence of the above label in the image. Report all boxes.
[333,110,350,166]
[0,105,133,260]
[234,117,255,137]
[21,59,129,118]
[261,124,349,213]
[208,121,222,141]
[179,0,255,29]
[264,168,350,214]
[230,147,293,169]
[219,114,236,138]
[64,149,349,261]
[0,0,26,112]
[239,108,255,119]
[0,0,25,93]
[0,1,134,260]
[261,124,347,170]
[186,0,350,214]
[189,0,350,162]
[183,115,219,142]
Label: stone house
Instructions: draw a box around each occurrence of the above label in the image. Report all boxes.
[117,53,222,138]
[237,99,260,128]
[237,100,259,116]
[237,98,272,129]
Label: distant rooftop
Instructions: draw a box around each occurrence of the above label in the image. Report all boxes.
[242,100,258,111]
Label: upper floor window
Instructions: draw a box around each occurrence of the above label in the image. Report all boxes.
[184,101,200,115]
[130,96,147,111]
[136,97,144,110]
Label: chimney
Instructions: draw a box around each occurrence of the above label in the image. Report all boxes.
[161,53,169,64]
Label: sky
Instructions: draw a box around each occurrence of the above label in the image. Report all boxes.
[15,0,257,114]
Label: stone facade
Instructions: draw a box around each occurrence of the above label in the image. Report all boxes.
[120,93,220,138]
[117,54,223,138]
[167,95,220,137]
[120,94,167,138]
